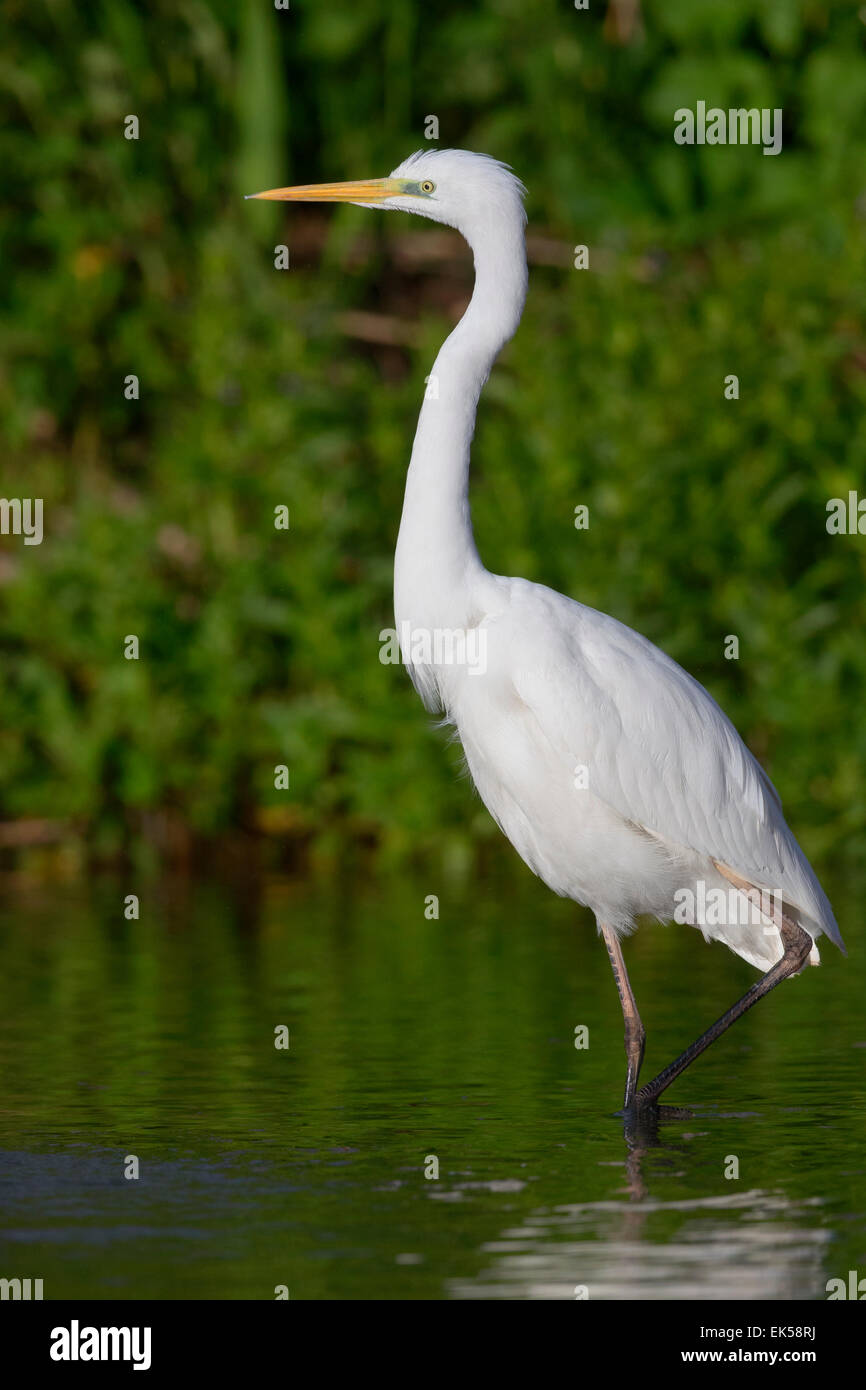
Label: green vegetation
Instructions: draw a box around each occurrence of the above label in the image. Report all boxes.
[2,1,865,872]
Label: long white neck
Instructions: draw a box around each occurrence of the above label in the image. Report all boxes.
[394,218,528,633]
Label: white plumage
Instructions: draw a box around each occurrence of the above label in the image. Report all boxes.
[387,150,842,970]
[428,574,839,971]
[251,148,844,1105]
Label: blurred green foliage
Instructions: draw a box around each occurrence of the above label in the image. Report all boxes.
[1,0,865,871]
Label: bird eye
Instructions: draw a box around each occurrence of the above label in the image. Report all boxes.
[420,180,435,194]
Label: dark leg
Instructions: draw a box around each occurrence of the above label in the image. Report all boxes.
[636,917,813,1105]
[601,924,646,1108]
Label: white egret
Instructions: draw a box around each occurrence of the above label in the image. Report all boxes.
[249,150,845,1107]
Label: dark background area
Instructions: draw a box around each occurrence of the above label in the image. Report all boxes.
[2,0,865,882]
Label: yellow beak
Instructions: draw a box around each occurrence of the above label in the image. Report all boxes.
[245,178,403,204]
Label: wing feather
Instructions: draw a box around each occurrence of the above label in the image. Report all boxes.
[499,580,842,947]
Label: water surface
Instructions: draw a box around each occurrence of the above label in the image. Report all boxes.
[0,865,863,1299]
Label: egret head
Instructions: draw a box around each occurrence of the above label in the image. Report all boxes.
[247,148,527,248]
